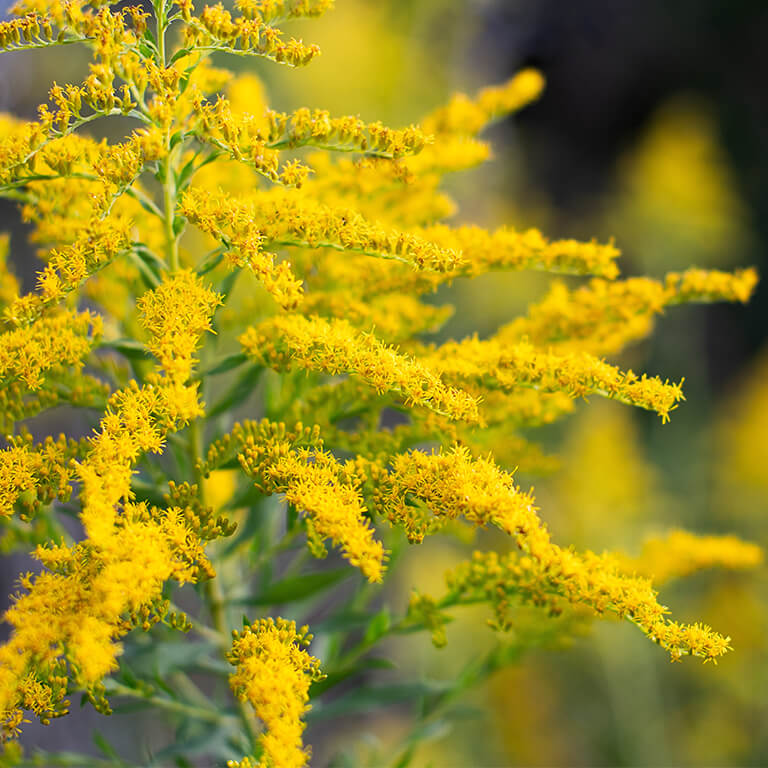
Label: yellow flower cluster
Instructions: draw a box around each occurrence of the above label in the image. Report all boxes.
[0,502,212,737]
[426,337,685,421]
[1,0,139,60]
[375,446,734,662]
[421,224,621,279]
[0,309,101,388]
[421,68,546,137]
[183,2,322,67]
[624,529,764,585]
[240,314,479,423]
[189,87,428,194]
[188,95,299,185]
[443,548,733,663]
[277,449,385,581]
[294,151,454,229]
[665,266,758,304]
[0,23,142,184]
[75,380,188,540]
[0,433,84,521]
[498,267,759,356]
[227,618,323,768]
[403,68,544,179]
[208,419,386,581]
[372,446,539,544]
[239,0,335,23]
[0,0,761,753]
[0,272,220,737]
[138,268,222,382]
[0,446,40,518]
[80,272,219,541]
[0,14,55,51]
[180,187,304,309]
[183,187,462,274]
[250,190,459,271]
[8,219,131,323]
[192,83,429,171]
[265,107,428,158]
[292,227,623,306]
[300,291,453,343]
[0,234,19,307]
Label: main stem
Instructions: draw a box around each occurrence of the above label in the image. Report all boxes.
[155,0,252,745]
[163,149,179,271]
[189,418,261,751]
[155,0,180,272]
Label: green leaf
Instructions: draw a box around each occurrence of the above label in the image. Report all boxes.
[142,28,158,47]
[196,249,225,276]
[152,725,238,764]
[309,666,357,697]
[364,607,391,645]
[169,47,192,65]
[217,266,241,305]
[130,478,168,507]
[311,611,374,634]
[221,482,264,510]
[308,681,452,720]
[286,501,299,531]
[311,655,397,697]
[196,352,248,380]
[327,753,358,768]
[137,641,216,678]
[93,731,121,761]
[133,194,162,219]
[178,155,202,192]
[169,131,185,150]
[129,250,162,289]
[101,338,150,360]
[116,664,140,688]
[207,363,263,418]
[232,567,353,606]
[217,493,269,559]
[362,656,398,670]
[134,245,169,273]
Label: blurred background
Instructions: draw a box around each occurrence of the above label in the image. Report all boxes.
[1,0,767,765]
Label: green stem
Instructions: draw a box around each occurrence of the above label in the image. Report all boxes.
[204,570,262,751]
[106,680,233,726]
[155,0,167,66]
[162,149,179,272]
[167,599,226,648]
[189,418,262,751]
[153,0,180,272]
[170,670,213,710]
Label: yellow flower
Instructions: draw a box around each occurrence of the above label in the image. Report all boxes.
[623,529,763,585]
[228,618,323,768]
[241,314,479,422]
[226,419,386,581]
[426,336,685,421]
[0,310,101,389]
[138,269,222,382]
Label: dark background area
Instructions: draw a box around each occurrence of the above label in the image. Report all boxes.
[480,0,768,387]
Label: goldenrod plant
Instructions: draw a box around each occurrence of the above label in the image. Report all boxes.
[0,0,761,765]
